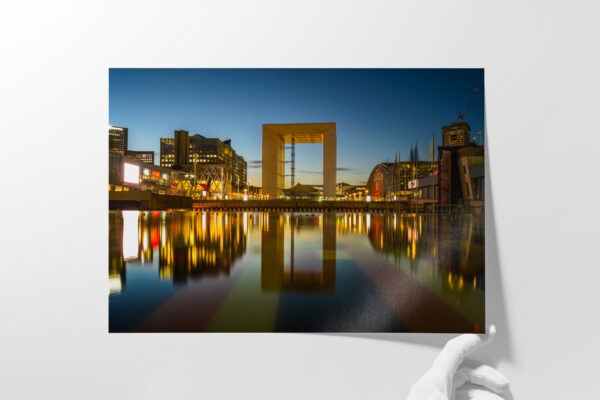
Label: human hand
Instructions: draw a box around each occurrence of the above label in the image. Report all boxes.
[407,325,510,400]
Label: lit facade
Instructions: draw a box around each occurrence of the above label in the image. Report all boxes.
[366,161,438,200]
[262,123,336,198]
[109,153,184,195]
[160,138,175,167]
[160,130,248,194]
[109,126,128,156]
[336,182,352,196]
[346,185,367,200]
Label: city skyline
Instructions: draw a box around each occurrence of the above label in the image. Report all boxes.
[109,68,485,186]
[108,68,486,333]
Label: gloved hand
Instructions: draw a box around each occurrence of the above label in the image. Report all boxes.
[407,325,510,400]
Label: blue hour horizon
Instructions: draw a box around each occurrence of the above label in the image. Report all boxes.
[109,68,485,187]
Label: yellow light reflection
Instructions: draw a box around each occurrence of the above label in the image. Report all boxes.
[109,276,122,293]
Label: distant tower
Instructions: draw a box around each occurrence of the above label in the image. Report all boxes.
[414,141,419,162]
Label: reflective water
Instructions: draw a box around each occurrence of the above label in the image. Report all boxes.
[109,211,484,332]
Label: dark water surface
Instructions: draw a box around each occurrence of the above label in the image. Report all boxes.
[109,211,484,332]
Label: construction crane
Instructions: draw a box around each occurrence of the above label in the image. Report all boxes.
[457,88,478,121]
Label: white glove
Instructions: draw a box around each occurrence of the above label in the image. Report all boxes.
[407,325,510,400]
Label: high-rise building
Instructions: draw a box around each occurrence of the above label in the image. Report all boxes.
[174,130,189,167]
[109,126,128,155]
[125,150,154,165]
[160,138,175,167]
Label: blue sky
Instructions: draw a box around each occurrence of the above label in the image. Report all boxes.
[109,68,484,186]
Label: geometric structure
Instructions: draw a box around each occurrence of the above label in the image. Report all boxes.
[262,123,336,198]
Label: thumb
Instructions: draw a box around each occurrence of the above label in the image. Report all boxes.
[455,384,507,400]
[431,325,496,378]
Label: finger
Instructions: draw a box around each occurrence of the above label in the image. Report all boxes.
[432,325,496,374]
[455,383,507,400]
[463,364,510,393]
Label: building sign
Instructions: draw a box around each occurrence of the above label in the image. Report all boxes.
[152,170,161,178]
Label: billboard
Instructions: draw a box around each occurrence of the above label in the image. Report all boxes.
[123,163,140,184]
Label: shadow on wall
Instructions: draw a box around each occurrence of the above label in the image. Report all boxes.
[317,119,514,366]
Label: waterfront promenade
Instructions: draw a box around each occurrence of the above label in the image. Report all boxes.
[108,190,483,213]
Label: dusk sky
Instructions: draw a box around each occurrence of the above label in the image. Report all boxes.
[109,69,484,186]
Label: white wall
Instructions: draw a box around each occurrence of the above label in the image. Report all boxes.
[1,1,599,398]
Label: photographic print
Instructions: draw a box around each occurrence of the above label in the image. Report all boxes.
[109,69,485,333]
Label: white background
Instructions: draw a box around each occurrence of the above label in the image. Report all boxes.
[1,1,599,398]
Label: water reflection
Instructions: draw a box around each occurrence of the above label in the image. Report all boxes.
[109,210,484,332]
[158,211,247,283]
[108,212,125,293]
[364,213,484,331]
[261,213,336,292]
[366,213,484,286]
[110,211,248,285]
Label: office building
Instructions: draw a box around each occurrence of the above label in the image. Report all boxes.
[174,130,189,167]
[109,126,128,156]
[160,138,175,167]
[160,130,248,194]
